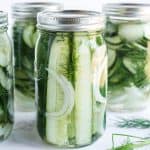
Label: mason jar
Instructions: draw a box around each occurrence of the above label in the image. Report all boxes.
[0,11,14,140]
[35,10,107,147]
[103,3,150,112]
[11,2,62,111]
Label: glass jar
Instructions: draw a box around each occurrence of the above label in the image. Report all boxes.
[103,3,150,112]
[35,10,107,147]
[11,2,62,111]
[0,11,14,140]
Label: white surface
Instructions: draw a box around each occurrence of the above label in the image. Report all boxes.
[0,110,150,150]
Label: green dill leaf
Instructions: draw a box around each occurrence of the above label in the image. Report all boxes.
[0,84,8,97]
[113,143,134,150]
[96,36,103,46]
[116,118,150,129]
[111,134,150,150]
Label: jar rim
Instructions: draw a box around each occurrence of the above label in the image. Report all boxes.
[37,10,104,31]
[11,2,62,19]
[0,11,8,28]
[103,3,150,21]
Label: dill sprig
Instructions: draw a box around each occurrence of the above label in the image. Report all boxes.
[116,118,150,129]
[111,134,150,150]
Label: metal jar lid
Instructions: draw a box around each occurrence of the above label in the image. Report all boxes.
[0,11,8,28]
[103,3,150,20]
[12,2,62,19]
[37,10,104,31]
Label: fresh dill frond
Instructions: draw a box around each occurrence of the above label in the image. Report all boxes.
[111,134,150,150]
[113,143,134,150]
[116,118,150,129]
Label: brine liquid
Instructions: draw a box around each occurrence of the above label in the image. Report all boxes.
[35,31,107,147]
[13,21,36,111]
[105,19,150,111]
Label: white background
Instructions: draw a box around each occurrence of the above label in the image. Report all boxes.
[0,0,150,150]
[1,0,150,13]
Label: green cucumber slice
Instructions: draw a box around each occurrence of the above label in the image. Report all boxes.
[23,24,37,48]
[118,23,144,42]
[74,35,92,145]
[109,72,123,83]
[106,43,123,50]
[0,68,10,90]
[0,33,11,67]
[108,49,116,68]
[123,57,137,74]
[132,42,147,51]
[105,36,122,45]
[108,58,121,78]
[144,23,150,40]
[46,35,71,145]
[32,31,39,47]
[109,60,130,84]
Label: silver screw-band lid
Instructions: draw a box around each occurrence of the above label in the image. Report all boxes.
[0,11,8,28]
[103,3,150,20]
[12,2,62,19]
[37,10,104,31]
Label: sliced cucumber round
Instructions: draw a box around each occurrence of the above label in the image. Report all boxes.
[0,33,11,67]
[23,56,32,71]
[123,57,137,74]
[109,64,128,84]
[132,42,147,51]
[106,43,123,50]
[105,36,122,45]
[118,23,144,42]
[23,24,36,48]
[109,73,123,83]
[144,23,150,40]
[0,68,10,90]
[32,31,39,47]
[108,58,121,78]
[108,49,116,68]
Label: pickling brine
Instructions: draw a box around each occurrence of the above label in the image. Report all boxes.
[35,10,107,147]
[11,2,62,111]
[103,3,150,111]
[0,11,14,140]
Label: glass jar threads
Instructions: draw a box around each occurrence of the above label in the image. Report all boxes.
[35,10,107,147]
[0,11,14,140]
[103,3,150,111]
[11,2,62,111]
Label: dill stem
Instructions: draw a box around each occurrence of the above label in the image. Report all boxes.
[133,139,150,148]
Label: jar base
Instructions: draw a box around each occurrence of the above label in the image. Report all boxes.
[0,123,13,141]
[42,133,103,148]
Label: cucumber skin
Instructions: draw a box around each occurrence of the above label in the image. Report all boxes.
[13,21,35,104]
[0,33,14,140]
[36,31,106,147]
[108,49,116,68]
[35,32,55,139]
[73,35,92,145]
[46,35,71,145]
[68,34,76,141]
[106,20,148,83]
[118,23,144,42]
[105,20,150,110]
